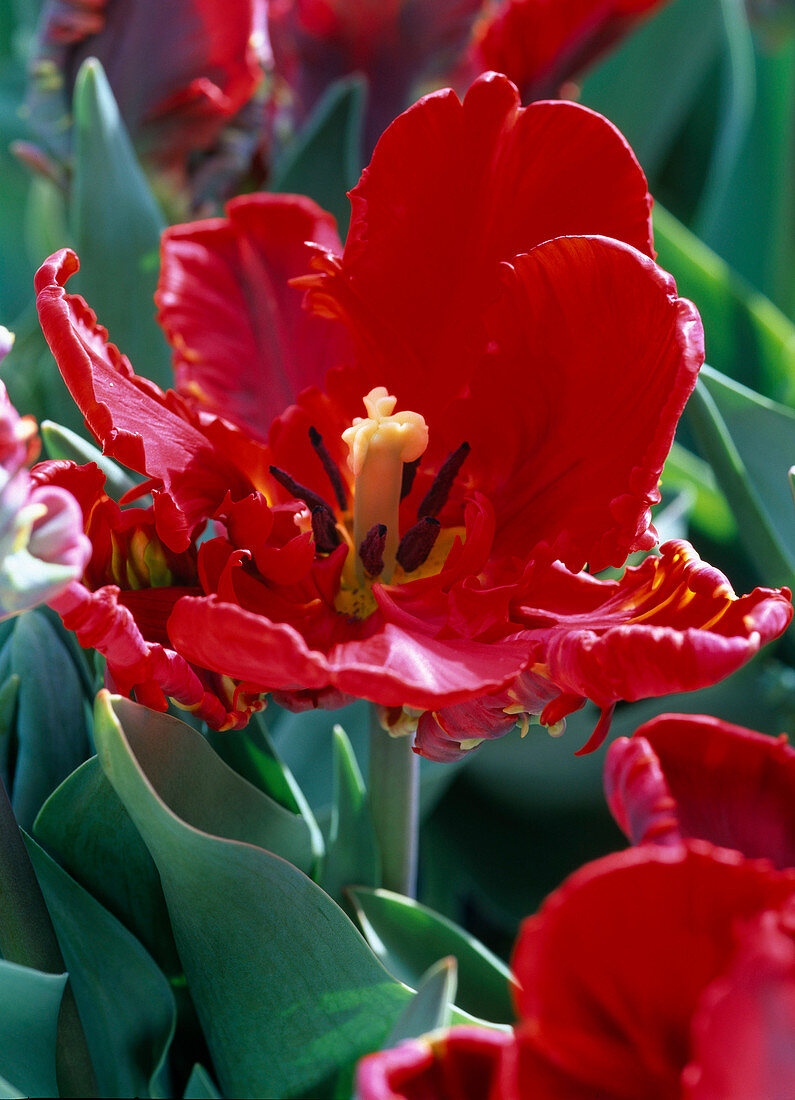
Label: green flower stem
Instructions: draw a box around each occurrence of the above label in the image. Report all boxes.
[0,775,97,1097]
[368,709,419,898]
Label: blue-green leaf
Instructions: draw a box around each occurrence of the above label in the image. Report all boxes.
[41,420,139,499]
[686,364,795,587]
[0,959,66,1098]
[384,957,456,1047]
[10,611,90,830]
[349,888,515,1025]
[33,756,180,976]
[69,59,171,390]
[321,725,380,903]
[94,693,412,1099]
[25,836,176,1099]
[271,76,365,236]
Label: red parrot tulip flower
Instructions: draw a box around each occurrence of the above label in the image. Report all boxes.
[358,716,795,1098]
[34,74,791,750]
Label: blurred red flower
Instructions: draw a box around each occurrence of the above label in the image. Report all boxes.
[34,74,791,748]
[25,0,266,186]
[466,0,672,101]
[357,715,795,1098]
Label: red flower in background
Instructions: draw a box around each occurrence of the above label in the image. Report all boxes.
[268,0,671,158]
[466,0,672,101]
[25,0,265,185]
[34,75,791,750]
[356,715,795,1098]
[267,0,484,153]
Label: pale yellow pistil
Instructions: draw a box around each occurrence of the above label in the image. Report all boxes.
[342,387,429,583]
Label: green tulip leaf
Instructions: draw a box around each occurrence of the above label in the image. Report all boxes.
[654,205,795,402]
[10,611,90,830]
[25,836,175,1099]
[94,700,320,876]
[34,756,180,976]
[271,76,365,235]
[94,692,412,1099]
[69,59,171,391]
[205,717,323,867]
[183,1064,223,1099]
[385,957,457,1047]
[41,420,139,499]
[581,0,722,176]
[0,959,66,1098]
[349,888,516,1025]
[686,364,795,588]
[321,725,380,903]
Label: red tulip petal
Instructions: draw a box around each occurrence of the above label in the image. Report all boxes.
[685,910,795,1100]
[631,714,795,870]
[167,595,531,709]
[449,235,702,572]
[35,249,248,550]
[510,844,795,1098]
[303,73,653,420]
[157,194,348,439]
[355,1026,512,1100]
[604,735,683,847]
[517,541,792,720]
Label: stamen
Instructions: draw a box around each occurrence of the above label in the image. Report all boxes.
[269,465,336,519]
[396,516,440,572]
[311,507,341,553]
[400,457,420,500]
[359,523,387,577]
[308,426,348,511]
[417,442,470,519]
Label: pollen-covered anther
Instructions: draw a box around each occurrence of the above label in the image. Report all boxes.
[359,523,387,577]
[311,506,341,553]
[396,516,440,573]
[417,441,470,519]
[269,464,337,520]
[342,387,429,582]
[308,425,348,510]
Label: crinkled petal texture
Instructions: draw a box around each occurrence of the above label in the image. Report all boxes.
[504,843,795,1099]
[36,459,260,730]
[469,0,670,100]
[355,1027,511,1100]
[34,249,257,551]
[606,714,795,869]
[516,541,793,729]
[29,0,264,165]
[156,194,349,439]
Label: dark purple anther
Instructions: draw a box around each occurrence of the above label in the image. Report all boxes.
[396,516,441,572]
[400,457,420,500]
[359,523,387,576]
[269,465,336,519]
[311,507,341,553]
[417,442,470,518]
[308,426,348,511]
